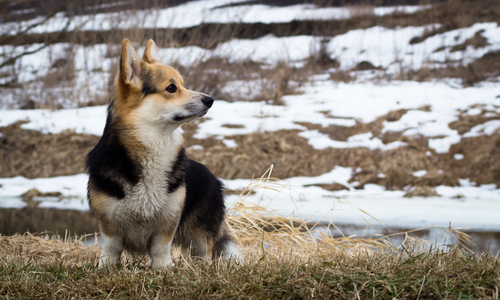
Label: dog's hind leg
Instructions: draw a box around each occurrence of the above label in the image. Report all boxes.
[212,229,242,263]
[177,230,211,260]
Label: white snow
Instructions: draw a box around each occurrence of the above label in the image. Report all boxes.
[0,174,89,211]
[0,174,88,198]
[463,120,500,138]
[1,169,499,230]
[223,174,500,230]
[413,170,427,177]
[0,106,107,135]
[2,1,431,35]
[1,80,499,154]
[2,22,499,109]
[222,139,238,148]
[158,22,500,69]
[466,108,482,116]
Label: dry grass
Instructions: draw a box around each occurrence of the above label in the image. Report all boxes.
[3,233,499,299]
[400,49,500,87]
[172,57,310,105]
[0,121,99,178]
[3,108,499,190]
[0,171,498,299]
[2,102,500,192]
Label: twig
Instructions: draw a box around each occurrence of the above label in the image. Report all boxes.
[417,275,426,300]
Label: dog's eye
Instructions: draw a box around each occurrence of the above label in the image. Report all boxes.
[166,84,177,93]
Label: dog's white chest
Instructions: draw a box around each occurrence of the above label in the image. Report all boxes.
[123,176,168,220]
[112,150,184,224]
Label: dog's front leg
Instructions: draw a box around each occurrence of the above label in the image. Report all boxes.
[149,221,178,269]
[98,232,124,268]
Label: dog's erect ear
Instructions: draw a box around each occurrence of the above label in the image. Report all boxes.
[120,39,141,90]
[143,39,159,64]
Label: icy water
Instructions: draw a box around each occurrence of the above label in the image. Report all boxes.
[79,226,500,255]
[1,207,498,255]
[319,224,500,255]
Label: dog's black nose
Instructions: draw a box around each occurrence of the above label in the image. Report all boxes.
[202,96,214,108]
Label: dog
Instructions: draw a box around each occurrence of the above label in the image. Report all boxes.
[86,39,240,269]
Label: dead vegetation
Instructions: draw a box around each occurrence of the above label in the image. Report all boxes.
[450,29,489,52]
[404,185,440,197]
[449,108,500,135]
[183,108,500,192]
[408,0,500,45]
[0,187,496,299]
[2,236,498,299]
[401,49,500,87]
[172,58,310,104]
[0,121,99,178]
[2,101,499,196]
[444,134,500,187]
[5,0,500,48]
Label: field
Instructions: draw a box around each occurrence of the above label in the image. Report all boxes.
[0,0,500,298]
[1,234,499,299]
[1,193,499,299]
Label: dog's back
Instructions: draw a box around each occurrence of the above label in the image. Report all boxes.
[86,39,240,269]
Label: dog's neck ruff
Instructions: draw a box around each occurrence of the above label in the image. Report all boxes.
[121,126,185,221]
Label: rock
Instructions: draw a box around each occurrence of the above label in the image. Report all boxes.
[307,182,348,192]
[404,186,441,198]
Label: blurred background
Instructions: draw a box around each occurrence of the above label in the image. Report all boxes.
[0,0,499,254]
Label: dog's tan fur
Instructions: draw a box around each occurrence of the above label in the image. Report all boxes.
[87,39,240,269]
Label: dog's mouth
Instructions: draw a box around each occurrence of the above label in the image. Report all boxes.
[172,113,198,122]
[172,108,209,122]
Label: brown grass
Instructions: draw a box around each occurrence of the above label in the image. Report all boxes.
[329,69,356,83]
[0,174,497,299]
[3,101,499,194]
[7,0,500,48]
[449,108,500,135]
[2,234,498,299]
[450,29,489,52]
[404,186,440,197]
[444,133,500,187]
[404,50,500,87]
[0,121,99,178]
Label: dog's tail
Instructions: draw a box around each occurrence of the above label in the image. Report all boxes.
[212,227,243,263]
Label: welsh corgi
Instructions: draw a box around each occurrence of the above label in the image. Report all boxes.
[86,39,240,269]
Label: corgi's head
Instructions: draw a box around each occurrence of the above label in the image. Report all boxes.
[114,39,213,131]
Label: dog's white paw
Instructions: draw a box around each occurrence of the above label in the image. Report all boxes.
[98,253,120,268]
[222,242,244,264]
[150,257,174,270]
